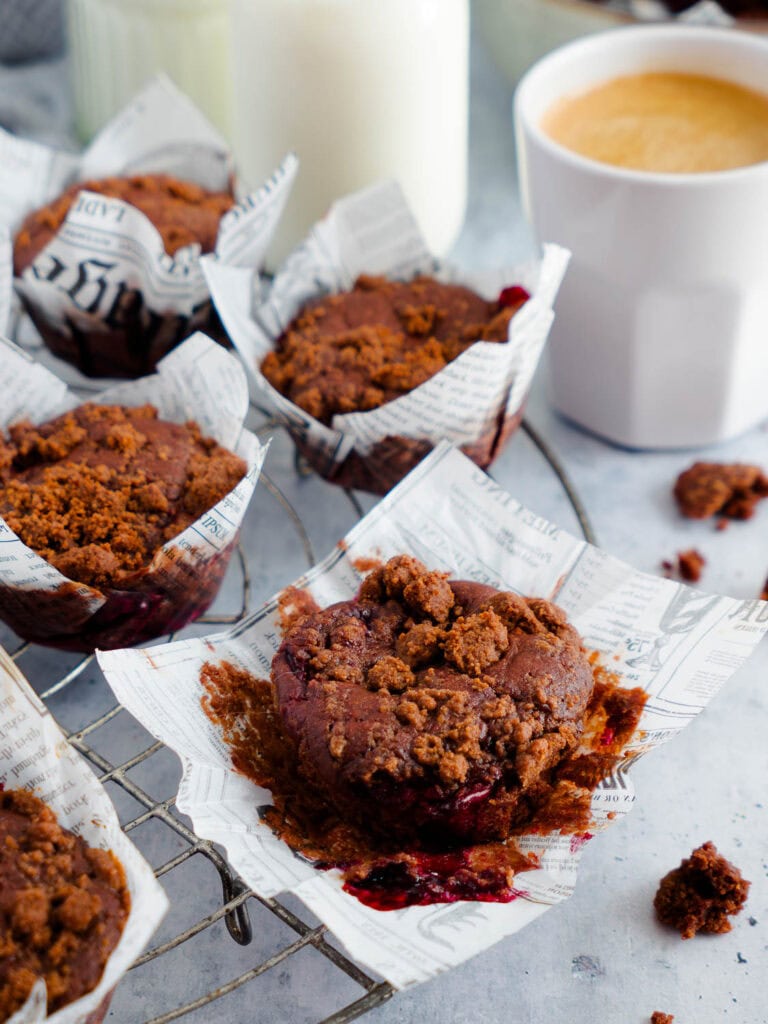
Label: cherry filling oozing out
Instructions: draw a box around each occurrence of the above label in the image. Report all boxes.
[341,848,533,911]
[498,284,530,309]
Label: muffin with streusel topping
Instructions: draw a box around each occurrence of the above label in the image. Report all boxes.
[13,174,234,378]
[261,274,530,493]
[0,787,129,1022]
[271,555,594,845]
[0,402,247,650]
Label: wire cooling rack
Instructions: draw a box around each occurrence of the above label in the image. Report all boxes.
[2,326,596,1022]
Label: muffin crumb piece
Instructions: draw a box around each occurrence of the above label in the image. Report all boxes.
[650,1013,674,1024]
[677,549,706,583]
[661,550,706,583]
[654,841,750,938]
[674,462,768,520]
[442,610,509,676]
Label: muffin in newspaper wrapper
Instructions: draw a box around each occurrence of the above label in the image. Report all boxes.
[98,444,768,988]
[0,646,168,1022]
[0,332,267,652]
[203,180,569,494]
[0,75,297,380]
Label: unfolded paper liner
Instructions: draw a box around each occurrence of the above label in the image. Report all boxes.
[0,75,297,379]
[0,332,268,652]
[97,443,768,989]
[202,180,570,494]
[0,645,168,1023]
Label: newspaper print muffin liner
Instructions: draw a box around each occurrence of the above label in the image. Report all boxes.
[97,443,768,989]
[0,74,297,379]
[0,332,268,652]
[0,646,168,1023]
[202,180,570,494]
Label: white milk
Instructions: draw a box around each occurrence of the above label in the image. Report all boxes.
[228,0,469,264]
[68,0,233,141]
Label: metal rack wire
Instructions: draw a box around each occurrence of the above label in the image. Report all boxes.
[3,327,596,1021]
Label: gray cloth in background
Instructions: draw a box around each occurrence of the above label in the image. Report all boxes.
[0,58,73,148]
[0,0,72,148]
[0,0,64,63]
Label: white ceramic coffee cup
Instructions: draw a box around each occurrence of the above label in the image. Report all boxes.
[515,25,768,448]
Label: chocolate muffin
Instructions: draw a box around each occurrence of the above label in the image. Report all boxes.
[261,275,530,493]
[14,173,233,276]
[0,402,247,650]
[0,788,130,1020]
[262,275,527,424]
[0,402,245,589]
[272,555,594,845]
[13,174,234,378]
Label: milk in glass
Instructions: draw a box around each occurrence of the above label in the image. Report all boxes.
[68,0,233,141]
[228,0,469,262]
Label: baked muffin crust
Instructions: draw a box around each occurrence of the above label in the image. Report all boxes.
[0,403,246,589]
[14,173,234,275]
[261,275,528,423]
[0,788,129,1019]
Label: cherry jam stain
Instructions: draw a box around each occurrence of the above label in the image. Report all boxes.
[343,848,535,910]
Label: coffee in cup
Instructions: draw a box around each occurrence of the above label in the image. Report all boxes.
[541,72,768,174]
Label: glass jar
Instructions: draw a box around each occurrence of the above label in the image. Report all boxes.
[228,0,469,263]
[67,0,233,141]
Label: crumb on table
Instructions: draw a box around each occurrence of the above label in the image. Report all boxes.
[674,462,768,520]
[677,549,705,583]
[661,549,706,584]
[654,841,750,939]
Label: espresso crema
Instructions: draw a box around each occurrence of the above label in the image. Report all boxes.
[542,72,768,173]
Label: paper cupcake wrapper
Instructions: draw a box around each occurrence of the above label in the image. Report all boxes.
[98,442,768,988]
[202,179,569,493]
[0,645,168,1023]
[0,227,11,339]
[0,75,297,378]
[0,331,268,651]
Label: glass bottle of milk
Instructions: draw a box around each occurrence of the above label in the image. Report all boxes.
[68,0,233,141]
[228,0,469,263]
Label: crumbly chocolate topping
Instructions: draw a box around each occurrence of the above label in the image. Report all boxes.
[0,403,246,588]
[674,462,768,520]
[14,174,234,275]
[0,788,129,1018]
[261,275,528,424]
[654,841,750,938]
